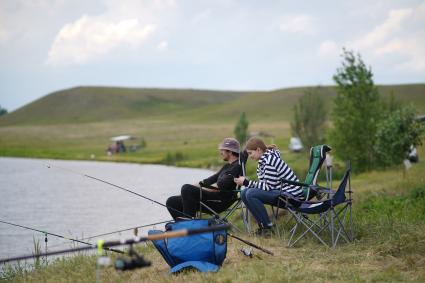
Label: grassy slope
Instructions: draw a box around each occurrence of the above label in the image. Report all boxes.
[0,87,247,125]
[1,84,424,126]
[0,84,424,169]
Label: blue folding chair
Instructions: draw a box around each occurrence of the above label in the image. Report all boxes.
[281,164,353,247]
[273,145,331,223]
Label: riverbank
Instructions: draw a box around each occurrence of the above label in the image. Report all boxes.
[2,154,425,282]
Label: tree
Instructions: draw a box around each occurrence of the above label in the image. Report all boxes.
[291,87,328,149]
[330,49,382,172]
[374,105,424,168]
[234,112,249,144]
[0,105,7,116]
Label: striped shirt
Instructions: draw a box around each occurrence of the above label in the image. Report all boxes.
[245,149,304,198]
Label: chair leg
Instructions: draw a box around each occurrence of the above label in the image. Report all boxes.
[240,202,252,233]
[221,200,241,221]
[200,201,244,233]
[349,201,354,241]
[332,204,351,247]
[288,210,331,248]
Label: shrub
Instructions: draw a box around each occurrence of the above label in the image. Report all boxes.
[374,105,424,168]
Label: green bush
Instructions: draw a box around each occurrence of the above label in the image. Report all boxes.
[291,87,328,149]
[234,112,249,145]
[374,105,424,168]
[330,49,381,172]
[0,105,7,116]
[163,151,185,165]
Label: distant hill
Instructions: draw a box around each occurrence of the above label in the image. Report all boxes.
[0,84,424,126]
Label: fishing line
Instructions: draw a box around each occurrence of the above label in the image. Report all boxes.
[45,162,192,219]
[0,223,231,264]
[0,219,124,254]
[47,219,172,250]
[84,220,172,240]
[45,162,274,255]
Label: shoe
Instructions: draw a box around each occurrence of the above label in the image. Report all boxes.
[254,226,274,237]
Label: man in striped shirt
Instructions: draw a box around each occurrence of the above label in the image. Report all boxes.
[234,137,303,235]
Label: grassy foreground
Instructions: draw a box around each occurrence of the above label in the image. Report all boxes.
[2,145,424,282]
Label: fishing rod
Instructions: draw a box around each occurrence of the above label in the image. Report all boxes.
[84,220,172,240]
[0,223,231,264]
[45,163,184,218]
[0,219,124,255]
[228,233,274,255]
[46,163,274,256]
[47,220,172,250]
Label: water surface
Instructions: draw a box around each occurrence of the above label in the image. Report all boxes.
[0,157,213,259]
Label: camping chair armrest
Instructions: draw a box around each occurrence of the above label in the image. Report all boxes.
[281,179,333,192]
[310,185,334,194]
[200,184,219,190]
[280,179,311,187]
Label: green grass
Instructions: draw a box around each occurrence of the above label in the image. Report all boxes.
[1,84,424,126]
[2,158,425,282]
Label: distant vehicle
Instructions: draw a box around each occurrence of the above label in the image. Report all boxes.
[106,135,142,155]
[408,115,425,163]
[289,137,303,153]
[407,145,418,163]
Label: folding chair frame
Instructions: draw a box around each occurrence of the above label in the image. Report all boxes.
[272,145,331,238]
[283,164,353,248]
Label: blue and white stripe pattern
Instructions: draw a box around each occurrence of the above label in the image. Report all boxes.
[246,149,304,198]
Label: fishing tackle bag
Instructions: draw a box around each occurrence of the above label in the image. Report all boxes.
[148,219,227,273]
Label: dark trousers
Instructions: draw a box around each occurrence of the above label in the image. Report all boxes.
[166,184,235,220]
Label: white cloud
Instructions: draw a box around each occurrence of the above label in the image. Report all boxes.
[279,15,316,34]
[0,25,9,44]
[348,8,412,49]
[376,36,425,71]
[324,3,425,73]
[157,40,168,51]
[192,10,211,24]
[318,40,339,57]
[47,15,156,65]
[369,4,425,72]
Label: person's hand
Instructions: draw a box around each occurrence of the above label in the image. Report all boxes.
[234,176,245,186]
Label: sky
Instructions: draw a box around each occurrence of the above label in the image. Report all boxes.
[0,0,424,111]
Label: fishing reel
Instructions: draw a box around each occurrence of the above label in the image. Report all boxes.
[114,245,151,271]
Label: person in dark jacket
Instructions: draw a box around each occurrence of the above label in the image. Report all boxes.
[166,138,242,220]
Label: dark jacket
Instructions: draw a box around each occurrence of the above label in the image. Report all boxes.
[201,160,242,196]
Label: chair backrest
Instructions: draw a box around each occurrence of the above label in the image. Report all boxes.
[302,145,332,199]
[239,150,248,177]
[332,165,351,205]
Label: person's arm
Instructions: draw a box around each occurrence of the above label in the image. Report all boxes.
[235,159,280,191]
[199,169,221,187]
[243,164,277,191]
[217,163,241,191]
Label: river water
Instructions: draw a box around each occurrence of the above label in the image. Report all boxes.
[0,157,213,260]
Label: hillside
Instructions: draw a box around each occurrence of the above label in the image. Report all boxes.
[0,83,424,168]
[1,84,424,126]
[0,87,247,126]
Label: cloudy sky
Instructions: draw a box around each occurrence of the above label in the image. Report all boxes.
[0,0,424,111]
